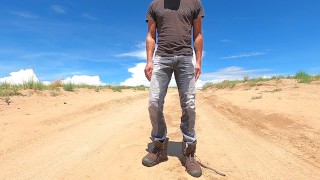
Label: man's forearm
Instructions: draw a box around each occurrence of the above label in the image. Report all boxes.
[146,35,156,63]
[194,33,203,65]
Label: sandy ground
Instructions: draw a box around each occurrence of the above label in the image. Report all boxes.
[0,79,319,179]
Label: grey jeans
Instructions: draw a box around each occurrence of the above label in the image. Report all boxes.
[148,55,197,144]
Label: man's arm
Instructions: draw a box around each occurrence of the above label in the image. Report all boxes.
[193,17,203,81]
[145,20,157,81]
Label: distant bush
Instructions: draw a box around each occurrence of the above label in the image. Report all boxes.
[295,71,312,83]
[133,85,147,91]
[0,83,22,97]
[247,77,269,87]
[271,75,285,80]
[202,82,214,90]
[49,79,63,88]
[63,83,75,92]
[243,76,249,82]
[0,80,149,98]
[217,80,240,89]
[22,79,46,90]
[201,74,297,90]
[111,86,122,92]
[203,80,242,90]
[49,89,60,97]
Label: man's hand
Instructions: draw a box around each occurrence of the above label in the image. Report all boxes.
[193,17,203,82]
[195,63,201,81]
[144,62,153,81]
[145,20,156,81]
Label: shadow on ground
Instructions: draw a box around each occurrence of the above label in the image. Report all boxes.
[145,141,184,163]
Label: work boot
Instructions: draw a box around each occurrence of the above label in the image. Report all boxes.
[142,138,169,167]
[182,142,202,177]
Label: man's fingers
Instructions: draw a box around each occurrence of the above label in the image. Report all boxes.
[145,71,151,81]
[196,73,200,81]
[195,68,201,81]
[147,71,152,81]
[145,66,153,81]
[149,68,153,81]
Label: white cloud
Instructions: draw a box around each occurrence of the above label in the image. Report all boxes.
[121,63,205,88]
[82,13,97,20]
[115,42,152,60]
[51,5,66,14]
[121,63,149,86]
[42,81,51,85]
[62,75,104,86]
[121,63,178,87]
[9,11,38,19]
[0,69,39,84]
[200,66,272,85]
[0,69,105,86]
[221,51,266,59]
[115,50,146,60]
[262,75,273,79]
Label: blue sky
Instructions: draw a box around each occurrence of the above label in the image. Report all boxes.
[0,0,319,86]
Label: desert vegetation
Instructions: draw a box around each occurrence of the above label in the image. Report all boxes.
[0,79,147,99]
[202,71,320,90]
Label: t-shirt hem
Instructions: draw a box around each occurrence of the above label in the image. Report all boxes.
[155,52,193,57]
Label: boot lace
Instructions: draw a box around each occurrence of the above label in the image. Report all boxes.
[186,154,198,166]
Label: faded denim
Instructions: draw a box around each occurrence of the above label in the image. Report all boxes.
[148,55,196,144]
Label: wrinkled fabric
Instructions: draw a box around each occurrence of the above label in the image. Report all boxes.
[148,55,196,144]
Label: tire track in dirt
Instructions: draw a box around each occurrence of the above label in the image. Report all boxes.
[0,93,147,179]
[1,89,319,179]
[201,93,320,168]
[62,90,212,180]
[196,92,320,179]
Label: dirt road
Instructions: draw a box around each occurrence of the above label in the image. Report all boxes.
[0,86,319,179]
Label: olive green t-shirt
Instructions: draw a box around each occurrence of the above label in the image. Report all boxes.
[146,0,205,57]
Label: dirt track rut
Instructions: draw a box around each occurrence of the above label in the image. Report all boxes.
[0,90,319,179]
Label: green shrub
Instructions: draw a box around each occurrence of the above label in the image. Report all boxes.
[34,82,46,90]
[49,88,60,96]
[49,79,63,88]
[22,79,46,90]
[133,85,147,91]
[271,75,285,80]
[63,83,75,92]
[216,80,239,89]
[243,76,249,82]
[23,80,36,89]
[0,83,22,96]
[295,71,312,83]
[110,86,122,92]
[202,82,214,90]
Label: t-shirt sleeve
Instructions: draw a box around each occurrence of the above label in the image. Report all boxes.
[193,0,205,20]
[146,3,156,23]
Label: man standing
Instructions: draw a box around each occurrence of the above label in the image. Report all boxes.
[142,0,204,177]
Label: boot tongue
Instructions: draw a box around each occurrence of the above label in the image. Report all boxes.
[184,144,196,156]
[154,141,162,147]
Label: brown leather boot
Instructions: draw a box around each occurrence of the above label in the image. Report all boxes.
[182,142,202,177]
[142,138,169,167]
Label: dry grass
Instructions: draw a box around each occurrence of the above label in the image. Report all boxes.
[0,80,147,98]
[49,79,64,88]
[203,71,320,90]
